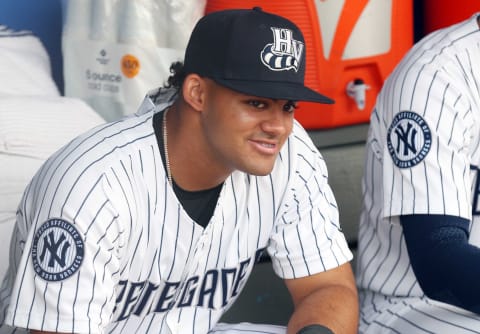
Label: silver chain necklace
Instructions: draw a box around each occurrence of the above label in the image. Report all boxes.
[163,109,172,185]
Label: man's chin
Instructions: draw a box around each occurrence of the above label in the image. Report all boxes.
[243,164,275,176]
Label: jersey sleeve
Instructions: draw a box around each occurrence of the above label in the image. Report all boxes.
[4,151,126,333]
[267,124,353,280]
[380,64,476,219]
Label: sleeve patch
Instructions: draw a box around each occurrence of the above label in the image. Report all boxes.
[31,218,85,282]
[387,111,432,168]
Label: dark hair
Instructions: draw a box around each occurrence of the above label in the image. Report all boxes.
[164,61,187,89]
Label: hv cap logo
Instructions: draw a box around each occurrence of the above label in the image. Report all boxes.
[261,27,304,72]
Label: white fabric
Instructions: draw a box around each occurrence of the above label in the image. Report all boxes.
[0,26,59,96]
[0,155,40,287]
[0,95,105,159]
[0,155,44,223]
[0,96,105,283]
[0,219,16,283]
[209,322,285,333]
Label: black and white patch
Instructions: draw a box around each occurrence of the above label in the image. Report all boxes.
[32,218,84,282]
[260,27,304,72]
[387,111,432,168]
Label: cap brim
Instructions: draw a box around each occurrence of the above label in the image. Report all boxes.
[213,78,335,104]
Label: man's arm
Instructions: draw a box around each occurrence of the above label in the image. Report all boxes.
[401,214,480,313]
[284,262,358,334]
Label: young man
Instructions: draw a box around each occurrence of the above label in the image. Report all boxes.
[356,12,480,333]
[0,8,358,334]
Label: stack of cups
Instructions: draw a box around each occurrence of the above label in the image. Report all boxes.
[62,0,206,121]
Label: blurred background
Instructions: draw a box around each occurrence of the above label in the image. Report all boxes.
[0,1,473,99]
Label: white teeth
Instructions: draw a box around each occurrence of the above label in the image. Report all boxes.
[261,143,275,148]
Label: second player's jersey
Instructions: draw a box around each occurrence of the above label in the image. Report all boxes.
[0,88,352,334]
[356,13,480,297]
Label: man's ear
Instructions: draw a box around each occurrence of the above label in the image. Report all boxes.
[182,74,206,111]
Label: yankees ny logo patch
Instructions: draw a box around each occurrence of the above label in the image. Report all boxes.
[261,27,304,72]
[387,111,432,168]
[32,218,84,282]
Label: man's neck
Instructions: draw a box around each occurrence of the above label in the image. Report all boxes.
[164,103,231,191]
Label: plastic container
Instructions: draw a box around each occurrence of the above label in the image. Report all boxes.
[205,0,413,129]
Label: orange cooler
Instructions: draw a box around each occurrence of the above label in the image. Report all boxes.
[205,0,413,129]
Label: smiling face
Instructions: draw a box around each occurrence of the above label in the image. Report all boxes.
[199,78,296,176]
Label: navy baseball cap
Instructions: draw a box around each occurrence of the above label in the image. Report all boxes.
[183,7,334,104]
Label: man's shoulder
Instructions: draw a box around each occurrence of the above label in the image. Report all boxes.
[270,120,324,178]
[287,120,320,157]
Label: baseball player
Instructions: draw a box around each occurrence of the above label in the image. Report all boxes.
[0,8,358,334]
[356,12,480,333]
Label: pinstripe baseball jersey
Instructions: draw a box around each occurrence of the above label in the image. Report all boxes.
[0,88,352,334]
[357,13,480,333]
